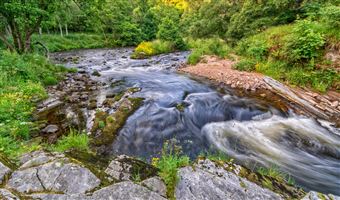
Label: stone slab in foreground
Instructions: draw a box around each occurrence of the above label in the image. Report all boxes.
[176,160,282,200]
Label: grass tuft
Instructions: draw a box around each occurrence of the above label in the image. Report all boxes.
[51,129,90,152]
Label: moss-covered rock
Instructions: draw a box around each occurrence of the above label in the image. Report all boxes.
[91,97,144,147]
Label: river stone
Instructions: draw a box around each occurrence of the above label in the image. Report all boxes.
[0,189,20,200]
[42,124,59,134]
[19,151,60,169]
[7,153,100,194]
[301,191,340,200]
[176,160,282,200]
[105,155,157,181]
[90,181,167,200]
[0,161,11,184]
[105,155,133,181]
[141,176,167,197]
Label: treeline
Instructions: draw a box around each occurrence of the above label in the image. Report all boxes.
[1,0,339,51]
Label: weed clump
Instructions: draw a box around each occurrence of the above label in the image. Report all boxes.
[152,141,189,200]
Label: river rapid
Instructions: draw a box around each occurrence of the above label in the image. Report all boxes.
[51,48,340,195]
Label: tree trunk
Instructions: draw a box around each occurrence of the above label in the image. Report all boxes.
[24,37,31,53]
[0,34,15,52]
[65,24,68,36]
[5,25,11,36]
[39,27,42,35]
[59,23,63,37]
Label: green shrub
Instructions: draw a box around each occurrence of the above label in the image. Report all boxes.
[152,141,189,199]
[233,59,256,72]
[320,5,340,29]
[285,20,325,63]
[152,40,174,53]
[237,36,269,61]
[52,130,90,152]
[117,22,143,46]
[157,17,186,50]
[132,40,174,59]
[187,38,230,64]
[0,51,65,158]
[43,76,58,86]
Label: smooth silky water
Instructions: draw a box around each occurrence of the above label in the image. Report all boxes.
[52,48,340,195]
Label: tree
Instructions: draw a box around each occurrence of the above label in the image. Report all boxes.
[0,0,64,53]
[133,0,158,41]
[157,17,186,49]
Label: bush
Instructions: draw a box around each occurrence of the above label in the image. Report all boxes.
[0,51,65,158]
[132,40,174,59]
[135,42,155,56]
[52,130,90,152]
[43,76,58,86]
[285,20,325,63]
[152,141,189,199]
[233,59,256,72]
[187,38,230,64]
[237,36,269,61]
[117,22,143,46]
[157,17,186,50]
[320,5,340,29]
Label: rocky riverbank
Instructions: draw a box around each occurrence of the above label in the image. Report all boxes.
[179,56,340,126]
[2,49,338,199]
[1,150,339,200]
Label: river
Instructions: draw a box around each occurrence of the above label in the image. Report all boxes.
[51,48,340,195]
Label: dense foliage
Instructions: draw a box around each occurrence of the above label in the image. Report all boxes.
[0,50,71,157]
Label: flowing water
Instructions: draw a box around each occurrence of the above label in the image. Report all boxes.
[52,48,340,195]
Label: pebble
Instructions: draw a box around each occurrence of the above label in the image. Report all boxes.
[331,101,339,108]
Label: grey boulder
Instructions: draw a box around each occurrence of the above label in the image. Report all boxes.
[301,191,340,200]
[142,176,167,197]
[90,181,167,200]
[176,160,282,200]
[0,161,11,184]
[7,156,100,194]
[30,181,166,200]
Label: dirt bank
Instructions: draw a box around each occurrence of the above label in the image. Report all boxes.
[179,56,340,126]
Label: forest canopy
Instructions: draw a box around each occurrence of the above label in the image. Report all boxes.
[1,0,338,53]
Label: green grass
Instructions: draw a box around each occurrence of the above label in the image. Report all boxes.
[51,129,90,152]
[257,165,295,186]
[152,141,190,200]
[0,50,70,158]
[31,33,117,53]
[199,151,232,163]
[233,59,256,72]
[187,38,231,65]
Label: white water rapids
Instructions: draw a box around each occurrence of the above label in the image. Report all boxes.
[203,116,340,194]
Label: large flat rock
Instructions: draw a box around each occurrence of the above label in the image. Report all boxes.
[7,154,100,194]
[176,160,282,200]
[30,181,166,200]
